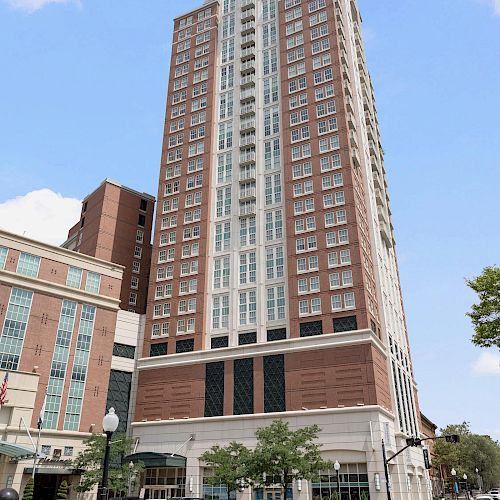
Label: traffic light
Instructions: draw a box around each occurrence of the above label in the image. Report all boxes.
[423,449,431,469]
[405,438,422,447]
[445,434,460,443]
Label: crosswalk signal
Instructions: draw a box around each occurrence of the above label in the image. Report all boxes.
[445,434,460,443]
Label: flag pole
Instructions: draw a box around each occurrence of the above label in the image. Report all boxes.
[33,389,47,481]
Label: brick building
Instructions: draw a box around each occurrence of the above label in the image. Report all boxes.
[63,178,155,314]
[129,1,429,499]
[0,229,143,498]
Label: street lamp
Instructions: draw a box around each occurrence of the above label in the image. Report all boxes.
[463,474,468,500]
[334,460,341,500]
[451,468,457,500]
[101,408,119,500]
[475,468,482,493]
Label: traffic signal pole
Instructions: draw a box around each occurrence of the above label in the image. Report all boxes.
[382,435,459,499]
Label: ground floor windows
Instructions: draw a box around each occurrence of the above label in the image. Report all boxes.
[142,467,186,499]
[312,464,370,500]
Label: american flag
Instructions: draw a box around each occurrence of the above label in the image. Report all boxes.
[0,372,8,406]
[38,390,47,430]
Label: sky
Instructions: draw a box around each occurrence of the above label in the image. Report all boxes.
[0,0,499,438]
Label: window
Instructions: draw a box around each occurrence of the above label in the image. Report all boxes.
[266,286,286,321]
[216,187,232,217]
[113,343,136,359]
[66,267,82,288]
[333,315,358,333]
[238,332,257,345]
[205,362,224,417]
[239,252,256,284]
[16,252,40,278]
[176,338,194,353]
[85,272,101,294]
[299,320,323,337]
[129,292,137,305]
[240,217,256,246]
[138,214,146,227]
[211,336,229,349]
[132,261,140,273]
[150,342,167,357]
[264,173,282,205]
[266,246,284,280]
[0,247,8,270]
[215,222,231,252]
[212,295,229,329]
[233,358,253,415]
[239,290,257,325]
[264,355,285,412]
[265,210,283,241]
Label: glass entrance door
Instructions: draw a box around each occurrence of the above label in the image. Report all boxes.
[144,486,184,499]
[266,489,282,500]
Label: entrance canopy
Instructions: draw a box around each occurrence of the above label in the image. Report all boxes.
[125,452,186,468]
[0,441,35,459]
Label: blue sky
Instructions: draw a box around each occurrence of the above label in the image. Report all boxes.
[0,0,499,438]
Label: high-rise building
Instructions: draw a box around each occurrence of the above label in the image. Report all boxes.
[132,1,427,499]
[63,178,155,314]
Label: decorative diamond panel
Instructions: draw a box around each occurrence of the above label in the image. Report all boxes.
[176,338,194,353]
[333,315,358,333]
[105,370,132,432]
[233,358,253,415]
[150,342,167,357]
[299,320,323,337]
[204,361,224,417]
[264,354,285,413]
[238,331,257,345]
[211,336,229,349]
[267,328,287,342]
[113,343,136,359]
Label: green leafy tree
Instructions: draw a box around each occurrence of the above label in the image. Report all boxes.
[201,442,253,497]
[22,477,34,500]
[433,423,500,489]
[466,266,500,348]
[73,433,144,494]
[249,420,332,499]
[56,480,69,499]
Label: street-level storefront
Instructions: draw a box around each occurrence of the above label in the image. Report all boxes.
[311,464,370,500]
[126,452,187,499]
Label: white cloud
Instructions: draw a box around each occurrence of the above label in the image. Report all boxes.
[493,0,500,14]
[4,0,79,13]
[0,189,81,246]
[472,351,500,376]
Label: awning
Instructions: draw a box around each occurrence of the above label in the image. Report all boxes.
[124,452,186,468]
[0,441,36,459]
[24,467,81,475]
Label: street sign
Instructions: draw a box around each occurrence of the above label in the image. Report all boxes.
[139,488,145,499]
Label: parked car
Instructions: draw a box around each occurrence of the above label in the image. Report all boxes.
[475,496,493,500]
[488,490,500,500]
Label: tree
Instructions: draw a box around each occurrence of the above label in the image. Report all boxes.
[466,266,500,348]
[73,433,144,494]
[56,480,69,499]
[22,477,34,500]
[201,442,253,497]
[433,423,500,489]
[249,420,332,499]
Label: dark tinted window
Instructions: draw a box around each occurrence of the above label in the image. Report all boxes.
[267,328,287,341]
[264,355,285,413]
[238,331,257,345]
[138,214,146,227]
[105,370,132,432]
[234,358,253,415]
[150,343,167,357]
[140,199,148,211]
[299,320,323,337]
[333,315,357,333]
[112,343,135,359]
[176,338,194,353]
[211,336,229,349]
[204,362,224,417]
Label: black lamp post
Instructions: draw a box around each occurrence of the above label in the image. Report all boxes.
[463,474,468,499]
[334,460,341,500]
[475,468,482,493]
[451,468,457,500]
[100,407,119,500]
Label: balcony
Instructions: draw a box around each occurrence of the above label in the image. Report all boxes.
[345,96,354,113]
[351,148,361,168]
[367,125,375,141]
[240,73,255,88]
[369,140,377,155]
[342,64,350,82]
[240,150,256,164]
[240,88,256,102]
[372,171,382,189]
[239,166,256,182]
[239,186,256,200]
[375,188,384,206]
[241,8,255,21]
[344,81,352,98]
[241,0,255,8]
[241,59,256,73]
[340,49,348,65]
[347,113,356,130]
[241,46,256,60]
[240,134,256,147]
[241,33,256,47]
[239,202,256,216]
[240,103,256,116]
[349,130,358,148]
[241,21,255,34]
[240,119,256,132]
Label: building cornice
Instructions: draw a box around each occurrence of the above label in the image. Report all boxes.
[0,229,124,278]
[131,404,395,427]
[0,269,121,311]
[137,329,387,370]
